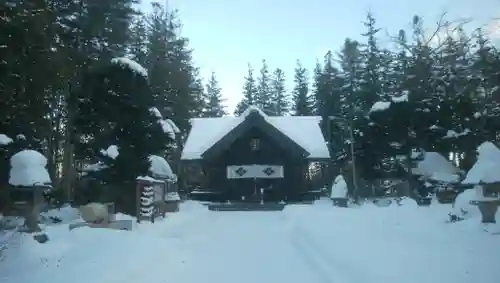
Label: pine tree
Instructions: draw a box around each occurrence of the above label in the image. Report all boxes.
[234,64,257,115]
[255,59,273,114]
[203,72,227,117]
[359,12,384,111]
[270,68,289,116]
[338,38,363,117]
[291,60,313,116]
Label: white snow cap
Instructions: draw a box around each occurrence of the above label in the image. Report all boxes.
[412,152,460,182]
[110,57,148,78]
[9,149,51,187]
[330,175,348,198]
[100,145,119,159]
[0,134,13,145]
[181,105,330,160]
[148,155,175,179]
[462,142,500,184]
[369,101,391,113]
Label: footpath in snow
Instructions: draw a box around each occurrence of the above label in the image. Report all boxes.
[1,200,499,283]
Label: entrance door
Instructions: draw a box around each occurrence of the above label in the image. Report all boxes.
[226,165,284,202]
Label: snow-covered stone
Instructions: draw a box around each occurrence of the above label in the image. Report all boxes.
[110,57,148,78]
[0,134,13,145]
[149,155,175,180]
[9,150,51,187]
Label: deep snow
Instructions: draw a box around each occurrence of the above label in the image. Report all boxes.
[1,200,499,283]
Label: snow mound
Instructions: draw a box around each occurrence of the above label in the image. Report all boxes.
[0,134,13,145]
[110,57,148,78]
[100,145,119,159]
[330,175,347,198]
[9,150,51,187]
[397,197,418,208]
[451,188,481,219]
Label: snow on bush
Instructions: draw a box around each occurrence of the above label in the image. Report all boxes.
[110,57,148,78]
[9,150,51,186]
[149,107,180,139]
[100,145,119,159]
[330,175,347,199]
[369,101,391,113]
[0,134,13,145]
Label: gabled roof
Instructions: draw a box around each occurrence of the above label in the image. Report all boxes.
[181,106,330,160]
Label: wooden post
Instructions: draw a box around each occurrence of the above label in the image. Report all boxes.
[135,181,141,223]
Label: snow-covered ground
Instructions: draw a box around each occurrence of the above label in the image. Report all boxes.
[1,200,499,283]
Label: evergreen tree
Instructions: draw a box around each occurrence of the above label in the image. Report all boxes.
[270,68,289,116]
[74,58,171,213]
[359,12,384,110]
[234,64,257,115]
[291,60,313,116]
[203,72,227,117]
[255,59,273,114]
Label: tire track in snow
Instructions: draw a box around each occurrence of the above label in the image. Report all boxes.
[291,223,384,283]
[290,232,337,283]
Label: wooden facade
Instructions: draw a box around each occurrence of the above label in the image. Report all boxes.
[182,108,329,203]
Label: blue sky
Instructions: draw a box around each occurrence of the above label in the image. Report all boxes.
[140,0,499,113]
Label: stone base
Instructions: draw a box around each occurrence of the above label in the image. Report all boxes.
[477,201,499,224]
[331,198,348,207]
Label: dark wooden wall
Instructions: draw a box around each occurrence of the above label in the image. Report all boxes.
[201,126,308,202]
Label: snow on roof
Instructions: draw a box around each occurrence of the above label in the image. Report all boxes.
[412,152,460,182]
[0,134,13,145]
[149,155,175,179]
[9,150,51,187]
[462,142,500,184]
[100,145,119,159]
[110,57,148,78]
[369,101,391,113]
[330,175,348,198]
[181,106,330,160]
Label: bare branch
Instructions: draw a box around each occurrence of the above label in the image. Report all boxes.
[423,12,448,46]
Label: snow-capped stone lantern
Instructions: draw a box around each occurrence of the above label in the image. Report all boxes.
[330,175,348,207]
[461,142,500,223]
[9,149,52,243]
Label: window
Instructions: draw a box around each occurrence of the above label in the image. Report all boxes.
[250,138,260,151]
